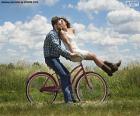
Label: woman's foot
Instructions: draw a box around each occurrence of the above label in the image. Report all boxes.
[104,60,121,73]
[101,65,113,76]
[116,60,121,67]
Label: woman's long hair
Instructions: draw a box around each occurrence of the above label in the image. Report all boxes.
[58,17,71,38]
[60,17,71,28]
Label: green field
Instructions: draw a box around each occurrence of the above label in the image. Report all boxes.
[0,62,140,116]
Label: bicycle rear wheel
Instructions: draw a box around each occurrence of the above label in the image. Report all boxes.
[26,72,58,104]
[75,72,108,103]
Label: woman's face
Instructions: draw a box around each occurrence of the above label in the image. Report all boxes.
[59,19,67,29]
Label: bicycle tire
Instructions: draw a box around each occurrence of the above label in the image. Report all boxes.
[26,72,58,104]
[75,71,108,103]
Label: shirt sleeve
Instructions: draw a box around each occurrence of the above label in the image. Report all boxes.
[48,33,71,60]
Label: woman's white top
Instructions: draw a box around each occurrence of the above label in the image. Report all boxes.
[63,31,79,51]
[62,31,89,62]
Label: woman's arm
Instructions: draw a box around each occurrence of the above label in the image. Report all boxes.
[59,30,74,53]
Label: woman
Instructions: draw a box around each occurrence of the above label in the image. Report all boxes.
[58,17,121,76]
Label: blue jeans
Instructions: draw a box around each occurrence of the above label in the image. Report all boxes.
[45,57,75,103]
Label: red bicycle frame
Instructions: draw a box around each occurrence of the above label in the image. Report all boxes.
[71,62,92,89]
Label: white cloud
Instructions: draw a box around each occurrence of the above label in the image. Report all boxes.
[76,0,126,13]
[114,21,140,34]
[130,34,140,49]
[6,15,52,48]
[73,23,86,32]
[35,41,44,50]
[131,34,140,43]
[73,23,127,46]
[0,43,4,50]
[76,0,140,35]
[0,15,52,63]
[0,22,14,43]
[18,46,28,53]
[107,9,140,25]
[120,49,130,53]
[107,9,140,34]
[7,49,18,56]
[100,36,127,46]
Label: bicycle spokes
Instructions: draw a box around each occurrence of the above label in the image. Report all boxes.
[26,72,58,104]
[76,72,108,103]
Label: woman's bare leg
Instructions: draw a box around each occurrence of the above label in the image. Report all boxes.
[84,52,113,76]
[83,52,121,76]
[84,53,104,68]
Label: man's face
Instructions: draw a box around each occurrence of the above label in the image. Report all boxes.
[55,20,63,31]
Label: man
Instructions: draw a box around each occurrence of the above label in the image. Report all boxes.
[43,16,80,103]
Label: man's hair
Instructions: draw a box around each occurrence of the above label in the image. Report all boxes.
[51,16,60,27]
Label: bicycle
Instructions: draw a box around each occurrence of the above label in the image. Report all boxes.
[26,61,108,104]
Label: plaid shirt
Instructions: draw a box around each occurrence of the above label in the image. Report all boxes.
[43,29,71,60]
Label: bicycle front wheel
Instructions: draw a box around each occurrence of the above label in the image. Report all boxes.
[26,72,58,104]
[75,72,108,103]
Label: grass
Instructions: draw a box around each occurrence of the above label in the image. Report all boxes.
[0,62,140,116]
[0,100,140,116]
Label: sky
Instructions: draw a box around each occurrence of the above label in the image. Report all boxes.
[0,0,140,66]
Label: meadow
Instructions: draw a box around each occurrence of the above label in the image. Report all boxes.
[0,61,140,116]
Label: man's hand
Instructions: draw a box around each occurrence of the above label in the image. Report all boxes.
[70,52,83,62]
